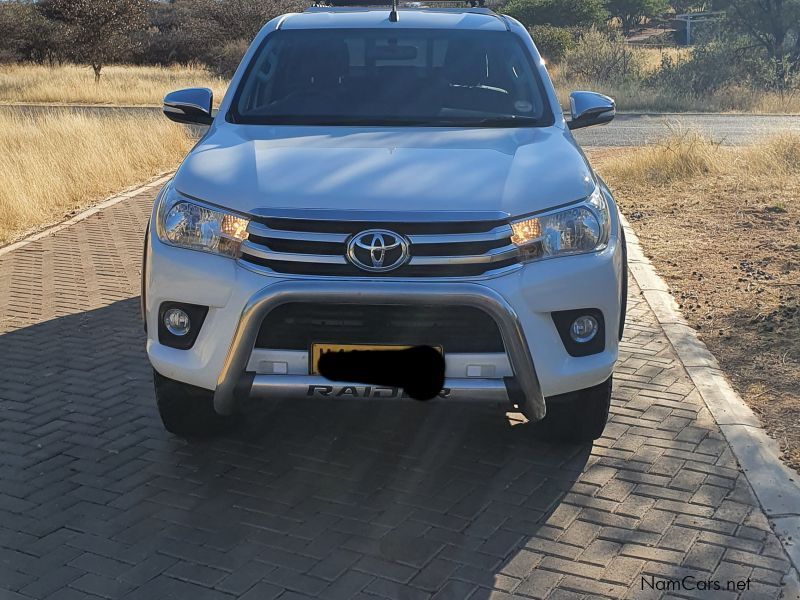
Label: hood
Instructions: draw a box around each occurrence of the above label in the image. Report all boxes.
[174,124,596,218]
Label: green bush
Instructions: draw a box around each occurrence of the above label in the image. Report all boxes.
[503,0,607,28]
[565,28,643,83]
[605,0,668,34]
[528,25,577,63]
[208,38,249,78]
[649,36,772,96]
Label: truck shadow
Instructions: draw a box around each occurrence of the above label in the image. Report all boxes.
[0,297,593,598]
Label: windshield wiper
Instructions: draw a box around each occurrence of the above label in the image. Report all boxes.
[255,116,441,126]
[447,115,541,127]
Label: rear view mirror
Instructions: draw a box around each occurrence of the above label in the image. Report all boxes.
[163,88,213,125]
[371,45,419,61]
[568,91,615,130]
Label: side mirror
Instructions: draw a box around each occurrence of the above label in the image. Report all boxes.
[568,91,615,130]
[163,88,213,125]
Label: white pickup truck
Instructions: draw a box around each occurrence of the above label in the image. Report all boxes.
[142,0,627,441]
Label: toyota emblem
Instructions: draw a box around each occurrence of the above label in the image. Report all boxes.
[346,229,410,273]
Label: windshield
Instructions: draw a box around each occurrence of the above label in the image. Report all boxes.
[230,28,554,127]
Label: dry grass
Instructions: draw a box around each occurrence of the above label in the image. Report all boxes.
[550,45,800,114]
[0,63,228,106]
[633,46,692,73]
[590,133,800,473]
[600,129,800,183]
[0,108,193,245]
[740,134,800,177]
[600,129,723,184]
[553,76,800,114]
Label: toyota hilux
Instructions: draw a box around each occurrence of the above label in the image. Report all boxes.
[143,0,627,441]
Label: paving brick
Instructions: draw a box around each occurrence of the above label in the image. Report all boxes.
[658,525,699,553]
[620,544,684,565]
[18,565,82,598]
[557,520,601,548]
[522,538,582,561]
[377,532,445,568]
[576,539,622,568]
[215,561,270,595]
[539,556,604,580]
[603,556,645,586]
[238,582,283,600]
[306,549,361,582]
[366,576,429,600]
[723,549,789,573]
[514,569,563,599]
[322,570,374,599]
[410,558,460,592]
[354,555,419,584]
[67,553,130,578]
[558,574,628,598]
[614,495,655,519]
[166,560,228,587]
[498,550,542,579]
[68,573,134,599]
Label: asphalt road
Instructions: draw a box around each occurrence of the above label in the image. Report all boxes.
[4,104,800,146]
[572,112,800,146]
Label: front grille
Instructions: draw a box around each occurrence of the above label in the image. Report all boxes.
[239,213,520,278]
[256,303,505,353]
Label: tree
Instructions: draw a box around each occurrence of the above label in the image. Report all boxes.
[716,0,800,89]
[135,0,308,69]
[38,0,148,81]
[565,28,643,81]
[0,1,61,63]
[503,0,608,28]
[605,0,669,33]
[529,24,578,62]
[669,0,711,12]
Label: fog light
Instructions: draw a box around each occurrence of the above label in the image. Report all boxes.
[570,315,598,343]
[163,308,191,336]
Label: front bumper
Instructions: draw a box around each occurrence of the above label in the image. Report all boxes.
[212,280,545,418]
[145,226,623,420]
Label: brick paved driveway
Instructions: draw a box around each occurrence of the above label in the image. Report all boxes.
[0,186,794,600]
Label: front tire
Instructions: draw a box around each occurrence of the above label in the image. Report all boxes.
[533,376,612,442]
[153,370,235,437]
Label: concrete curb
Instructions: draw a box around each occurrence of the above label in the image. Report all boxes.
[0,172,173,258]
[620,213,800,585]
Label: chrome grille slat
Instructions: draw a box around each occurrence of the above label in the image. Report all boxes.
[240,212,519,277]
[247,222,349,243]
[240,241,347,264]
[407,225,512,244]
[408,245,518,265]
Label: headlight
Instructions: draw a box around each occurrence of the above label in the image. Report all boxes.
[155,185,249,258]
[510,187,609,262]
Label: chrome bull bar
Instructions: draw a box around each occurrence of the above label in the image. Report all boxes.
[249,376,510,402]
[213,280,546,420]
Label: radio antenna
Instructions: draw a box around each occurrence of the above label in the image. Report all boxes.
[389,0,398,21]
